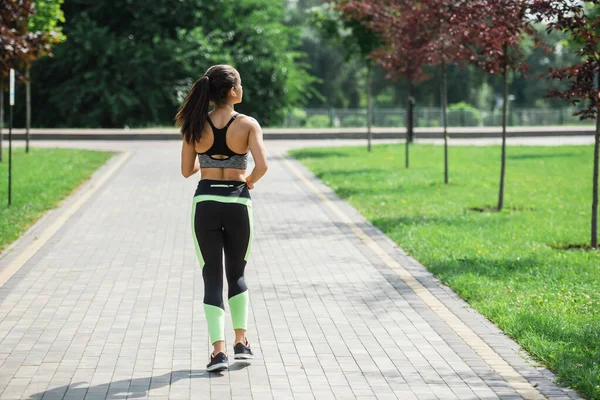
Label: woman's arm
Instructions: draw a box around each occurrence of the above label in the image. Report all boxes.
[246,117,268,189]
[181,138,200,178]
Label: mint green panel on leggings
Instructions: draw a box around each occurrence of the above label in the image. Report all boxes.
[192,183,253,344]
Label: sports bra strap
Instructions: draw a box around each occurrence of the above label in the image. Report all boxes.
[206,116,217,130]
[224,113,239,129]
[207,113,239,131]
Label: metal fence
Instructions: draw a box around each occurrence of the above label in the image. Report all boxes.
[282,107,594,128]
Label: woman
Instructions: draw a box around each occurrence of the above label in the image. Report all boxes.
[176,65,268,372]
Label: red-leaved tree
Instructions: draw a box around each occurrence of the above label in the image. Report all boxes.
[531,0,600,248]
[339,0,431,167]
[469,0,534,211]
[0,0,56,161]
[347,0,484,183]
[419,0,481,184]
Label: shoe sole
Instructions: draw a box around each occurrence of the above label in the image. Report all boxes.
[206,362,228,372]
[234,353,254,360]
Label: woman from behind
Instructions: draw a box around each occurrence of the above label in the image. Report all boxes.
[176,64,268,372]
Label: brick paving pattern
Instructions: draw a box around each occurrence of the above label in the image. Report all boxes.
[0,141,581,399]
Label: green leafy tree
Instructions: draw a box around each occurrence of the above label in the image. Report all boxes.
[315,2,381,151]
[1,0,62,160]
[23,0,65,152]
[24,0,313,128]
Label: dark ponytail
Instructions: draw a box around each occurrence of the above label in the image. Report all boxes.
[175,64,240,144]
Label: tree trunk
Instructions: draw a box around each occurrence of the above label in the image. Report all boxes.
[498,44,509,211]
[0,77,3,162]
[592,97,600,249]
[367,63,373,152]
[26,68,31,153]
[442,60,449,184]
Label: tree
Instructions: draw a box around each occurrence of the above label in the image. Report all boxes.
[470,0,533,211]
[23,0,65,152]
[531,0,600,249]
[419,0,483,184]
[334,0,431,164]
[317,2,381,152]
[0,0,56,161]
[23,0,314,128]
[348,0,481,181]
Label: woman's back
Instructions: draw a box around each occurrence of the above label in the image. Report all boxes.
[194,110,253,182]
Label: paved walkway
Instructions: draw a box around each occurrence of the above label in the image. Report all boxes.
[0,141,582,400]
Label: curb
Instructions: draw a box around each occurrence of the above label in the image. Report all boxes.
[3,126,595,141]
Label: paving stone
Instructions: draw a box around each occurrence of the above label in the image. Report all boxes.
[0,141,583,399]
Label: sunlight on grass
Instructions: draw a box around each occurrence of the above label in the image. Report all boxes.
[291,144,600,400]
[0,148,114,252]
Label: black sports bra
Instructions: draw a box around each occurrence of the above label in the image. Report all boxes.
[197,113,248,170]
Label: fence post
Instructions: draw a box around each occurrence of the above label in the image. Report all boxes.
[559,108,564,125]
[407,98,415,143]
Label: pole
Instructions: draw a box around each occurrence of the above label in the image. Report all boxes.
[367,62,373,152]
[442,60,449,184]
[498,44,509,211]
[592,71,600,248]
[0,77,3,162]
[26,67,31,153]
[8,69,15,206]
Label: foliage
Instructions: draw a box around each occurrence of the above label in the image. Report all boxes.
[291,143,600,399]
[340,114,366,127]
[0,148,113,252]
[383,114,404,128]
[531,1,600,120]
[322,2,380,63]
[22,0,314,127]
[337,0,431,84]
[469,0,533,76]
[306,114,330,128]
[448,102,483,126]
[28,0,66,44]
[0,0,61,78]
[289,107,308,126]
[529,0,600,249]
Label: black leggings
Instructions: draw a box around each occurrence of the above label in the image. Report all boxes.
[192,180,253,344]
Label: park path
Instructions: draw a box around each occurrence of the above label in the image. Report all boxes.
[0,140,581,400]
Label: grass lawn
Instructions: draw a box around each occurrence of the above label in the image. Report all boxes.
[290,144,600,399]
[0,147,114,252]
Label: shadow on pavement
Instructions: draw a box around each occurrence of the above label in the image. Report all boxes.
[29,363,251,399]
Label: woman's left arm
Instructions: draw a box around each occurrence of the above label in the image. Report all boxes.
[181,138,200,178]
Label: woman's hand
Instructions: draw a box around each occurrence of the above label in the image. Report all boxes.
[246,178,255,190]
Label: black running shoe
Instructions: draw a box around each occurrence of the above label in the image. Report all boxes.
[233,340,254,360]
[206,352,228,372]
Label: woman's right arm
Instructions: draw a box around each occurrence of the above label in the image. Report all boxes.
[181,138,200,178]
[246,117,268,189]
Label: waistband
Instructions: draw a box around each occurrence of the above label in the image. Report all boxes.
[194,179,251,199]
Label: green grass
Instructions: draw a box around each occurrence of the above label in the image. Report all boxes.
[0,148,114,252]
[290,144,600,399]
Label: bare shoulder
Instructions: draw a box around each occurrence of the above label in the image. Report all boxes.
[236,114,262,132]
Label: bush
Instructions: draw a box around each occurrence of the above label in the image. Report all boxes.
[341,114,367,128]
[448,102,483,127]
[418,118,440,128]
[383,115,405,128]
[306,114,331,128]
[288,108,307,127]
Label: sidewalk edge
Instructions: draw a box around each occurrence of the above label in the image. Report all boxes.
[0,151,132,287]
[278,150,581,400]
